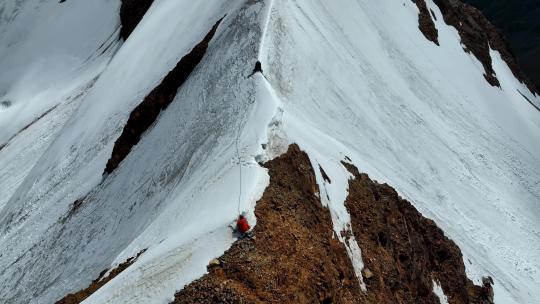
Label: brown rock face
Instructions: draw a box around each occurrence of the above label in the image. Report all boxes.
[172,145,493,303]
[414,0,440,45]
[103,19,222,175]
[431,0,537,94]
[342,161,492,304]
[173,144,364,303]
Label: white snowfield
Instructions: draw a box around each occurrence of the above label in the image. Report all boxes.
[0,0,538,303]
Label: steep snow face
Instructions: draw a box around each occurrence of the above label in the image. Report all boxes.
[0,0,120,144]
[0,0,276,303]
[0,0,120,210]
[0,0,539,303]
[262,0,540,303]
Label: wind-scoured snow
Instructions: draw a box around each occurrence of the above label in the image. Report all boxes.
[0,0,119,213]
[0,1,277,303]
[0,0,120,145]
[0,0,539,303]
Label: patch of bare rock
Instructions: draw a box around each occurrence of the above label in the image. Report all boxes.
[172,145,493,303]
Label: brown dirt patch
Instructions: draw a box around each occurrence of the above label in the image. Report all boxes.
[104,19,222,175]
[55,249,146,304]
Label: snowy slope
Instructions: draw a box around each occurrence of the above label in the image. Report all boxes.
[0,1,277,303]
[0,0,120,144]
[0,0,119,210]
[261,0,540,303]
[0,0,539,303]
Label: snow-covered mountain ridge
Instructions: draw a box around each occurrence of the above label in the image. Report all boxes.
[0,0,538,303]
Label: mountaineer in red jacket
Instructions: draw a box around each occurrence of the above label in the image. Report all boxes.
[231,212,253,239]
[236,214,250,234]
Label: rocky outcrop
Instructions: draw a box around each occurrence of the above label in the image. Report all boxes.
[103,19,222,175]
[414,0,440,45]
[55,250,146,304]
[462,0,540,92]
[431,0,537,94]
[173,145,364,303]
[342,161,493,304]
[119,0,155,40]
[172,145,492,303]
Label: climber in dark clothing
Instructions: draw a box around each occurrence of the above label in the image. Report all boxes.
[482,276,494,304]
[247,61,263,78]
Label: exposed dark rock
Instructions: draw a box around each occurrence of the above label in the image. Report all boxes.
[319,164,331,183]
[119,0,155,40]
[55,249,146,304]
[432,0,537,94]
[462,0,540,93]
[414,0,440,45]
[58,197,88,224]
[430,9,437,21]
[103,19,222,175]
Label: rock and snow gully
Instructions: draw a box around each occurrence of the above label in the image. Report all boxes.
[0,0,539,303]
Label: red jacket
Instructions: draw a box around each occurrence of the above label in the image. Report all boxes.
[236,217,250,233]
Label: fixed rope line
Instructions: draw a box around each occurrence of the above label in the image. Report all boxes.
[235,66,259,217]
[235,121,242,216]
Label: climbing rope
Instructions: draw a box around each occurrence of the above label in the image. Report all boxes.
[235,122,242,216]
[234,63,260,217]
